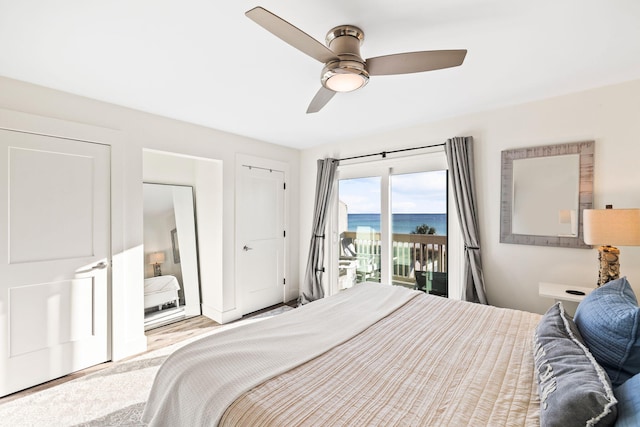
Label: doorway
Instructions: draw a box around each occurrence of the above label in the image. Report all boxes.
[143,183,202,330]
[333,152,449,296]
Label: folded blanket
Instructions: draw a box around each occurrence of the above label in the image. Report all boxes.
[142,282,419,426]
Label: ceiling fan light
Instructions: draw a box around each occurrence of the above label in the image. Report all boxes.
[325,73,366,92]
[321,61,369,93]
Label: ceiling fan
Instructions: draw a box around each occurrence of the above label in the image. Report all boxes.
[245,6,467,113]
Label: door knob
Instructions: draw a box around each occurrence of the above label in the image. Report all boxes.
[243,245,253,251]
[91,261,108,270]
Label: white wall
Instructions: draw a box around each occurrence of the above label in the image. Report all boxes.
[300,78,640,314]
[0,76,300,360]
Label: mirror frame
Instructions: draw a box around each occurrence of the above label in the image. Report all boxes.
[500,140,594,249]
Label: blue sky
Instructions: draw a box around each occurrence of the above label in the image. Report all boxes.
[338,170,447,214]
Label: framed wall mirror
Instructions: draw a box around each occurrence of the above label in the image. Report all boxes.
[500,141,594,248]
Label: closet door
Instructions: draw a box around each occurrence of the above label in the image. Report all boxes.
[0,129,110,397]
[236,166,285,315]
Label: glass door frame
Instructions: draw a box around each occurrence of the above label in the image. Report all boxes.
[328,149,451,296]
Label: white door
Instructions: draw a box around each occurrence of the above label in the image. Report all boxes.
[237,166,285,315]
[0,129,110,397]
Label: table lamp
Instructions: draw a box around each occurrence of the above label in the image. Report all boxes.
[149,252,165,277]
[583,205,640,286]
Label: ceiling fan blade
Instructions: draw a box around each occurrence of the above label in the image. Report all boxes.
[366,49,467,76]
[246,7,338,64]
[307,87,336,114]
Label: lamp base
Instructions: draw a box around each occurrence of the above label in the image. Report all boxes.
[596,245,620,287]
[153,263,162,277]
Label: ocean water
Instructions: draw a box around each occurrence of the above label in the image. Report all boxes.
[348,213,447,235]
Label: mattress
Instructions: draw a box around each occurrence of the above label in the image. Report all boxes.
[144,275,180,295]
[143,275,180,309]
[143,283,541,426]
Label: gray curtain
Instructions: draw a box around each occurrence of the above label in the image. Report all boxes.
[299,158,339,305]
[445,137,488,304]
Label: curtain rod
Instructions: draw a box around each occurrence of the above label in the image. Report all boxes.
[337,142,445,163]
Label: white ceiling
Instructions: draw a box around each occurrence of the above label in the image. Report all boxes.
[1,1,639,149]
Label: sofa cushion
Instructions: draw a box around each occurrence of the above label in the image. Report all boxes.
[574,277,640,386]
[534,302,617,427]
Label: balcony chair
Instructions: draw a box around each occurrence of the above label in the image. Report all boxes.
[415,270,448,297]
[340,237,377,282]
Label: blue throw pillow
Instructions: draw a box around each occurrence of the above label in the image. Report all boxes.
[534,302,617,427]
[574,277,640,387]
[614,373,640,427]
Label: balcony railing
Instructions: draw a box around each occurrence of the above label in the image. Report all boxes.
[340,231,447,287]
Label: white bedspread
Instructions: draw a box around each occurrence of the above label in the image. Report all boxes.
[222,290,541,426]
[143,275,180,295]
[141,282,419,426]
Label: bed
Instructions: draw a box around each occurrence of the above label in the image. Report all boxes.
[142,280,637,427]
[143,275,181,310]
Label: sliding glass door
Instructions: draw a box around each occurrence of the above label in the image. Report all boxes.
[338,176,382,287]
[334,153,448,295]
[391,170,448,296]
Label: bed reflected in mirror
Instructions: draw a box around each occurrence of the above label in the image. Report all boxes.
[143,183,202,330]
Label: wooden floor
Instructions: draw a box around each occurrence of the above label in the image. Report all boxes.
[145,314,221,353]
[0,301,296,404]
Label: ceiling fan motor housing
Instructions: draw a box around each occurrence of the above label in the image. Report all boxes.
[321,25,369,92]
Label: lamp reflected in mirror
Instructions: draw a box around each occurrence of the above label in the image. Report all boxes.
[558,209,578,237]
[149,251,165,277]
[583,205,640,286]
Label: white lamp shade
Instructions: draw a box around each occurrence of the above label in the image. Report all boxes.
[558,210,572,224]
[325,73,366,92]
[583,208,640,246]
[149,252,165,264]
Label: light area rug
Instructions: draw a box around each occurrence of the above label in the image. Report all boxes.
[0,306,293,427]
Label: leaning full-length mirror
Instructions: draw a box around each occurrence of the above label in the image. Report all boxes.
[143,183,201,329]
[500,141,594,248]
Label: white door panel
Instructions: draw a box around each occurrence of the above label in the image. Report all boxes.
[0,129,110,397]
[9,278,95,357]
[9,147,95,263]
[237,166,284,315]
[242,239,282,296]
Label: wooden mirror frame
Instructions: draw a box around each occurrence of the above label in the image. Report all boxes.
[500,141,594,249]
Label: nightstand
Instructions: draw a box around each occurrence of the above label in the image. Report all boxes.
[539,282,594,315]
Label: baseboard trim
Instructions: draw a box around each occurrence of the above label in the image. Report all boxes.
[201,304,242,324]
[111,336,147,362]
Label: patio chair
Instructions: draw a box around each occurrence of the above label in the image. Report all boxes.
[340,237,377,282]
[415,270,448,297]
